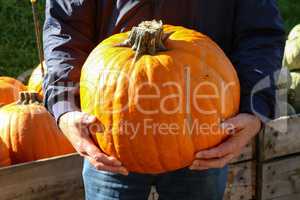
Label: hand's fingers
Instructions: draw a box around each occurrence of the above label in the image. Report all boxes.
[196,148,227,159]
[88,122,105,135]
[82,137,122,167]
[190,154,234,170]
[190,167,208,171]
[196,128,249,159]
[196,138,236,159]
[73,131,121,167]
[86,157,129,176]
[81,114,105,135]
[221,114,250,131]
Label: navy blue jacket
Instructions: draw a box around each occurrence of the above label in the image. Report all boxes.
[43,0,285,122]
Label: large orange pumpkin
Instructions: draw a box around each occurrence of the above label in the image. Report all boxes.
[27,61,46,98]
[80,20,240,173]
[0,137,11,167]
[0,92,75,164]
[0,77,26,107]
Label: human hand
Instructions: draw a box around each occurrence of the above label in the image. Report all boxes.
[190,113,261,170]
[59,111,128,175]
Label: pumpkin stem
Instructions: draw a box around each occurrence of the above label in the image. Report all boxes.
[18,91,41,105]
[117,20,173,61]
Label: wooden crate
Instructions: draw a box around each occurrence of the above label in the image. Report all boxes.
[256,114,300,200]
[258,114,300,162]
[224,161,256,200]
[0,153,84,200]
[0,153,256,200]
[257,155,300,200]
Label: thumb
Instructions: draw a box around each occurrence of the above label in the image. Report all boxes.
[81,113,105,134]
[221,113,254,134]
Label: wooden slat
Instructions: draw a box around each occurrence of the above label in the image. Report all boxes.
[260,114,300,161]
[259,155,300,200]
[267,194,300,200]
[0,155,257,200]
[224,161,256,200]
[0,153,84,200]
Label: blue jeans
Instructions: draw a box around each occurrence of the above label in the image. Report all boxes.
[82,159,228,200]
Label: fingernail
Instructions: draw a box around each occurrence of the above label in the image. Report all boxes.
[196,152,203,158]
[190,160,198,167]
[114,160,122,166]
[108,157,122,166]
[110,158,122,166]
[120,168,129,176]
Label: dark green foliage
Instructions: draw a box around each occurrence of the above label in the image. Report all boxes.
[0,0,299,77]
[0,0,44,77]
[278,0,300,33]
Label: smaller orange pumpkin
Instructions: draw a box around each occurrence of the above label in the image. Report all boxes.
[0,91,75,164]
[0,137,11,167]
[27,61,46,98]
[0,77,26,107]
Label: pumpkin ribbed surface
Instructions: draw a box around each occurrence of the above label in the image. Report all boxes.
[0,92,75,164]
[0,137,11,167]
[0,77,26,107]
[80,21,240,173]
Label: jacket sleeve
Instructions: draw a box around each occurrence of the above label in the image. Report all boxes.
[231,0,285,121]
[43,0,97,121]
